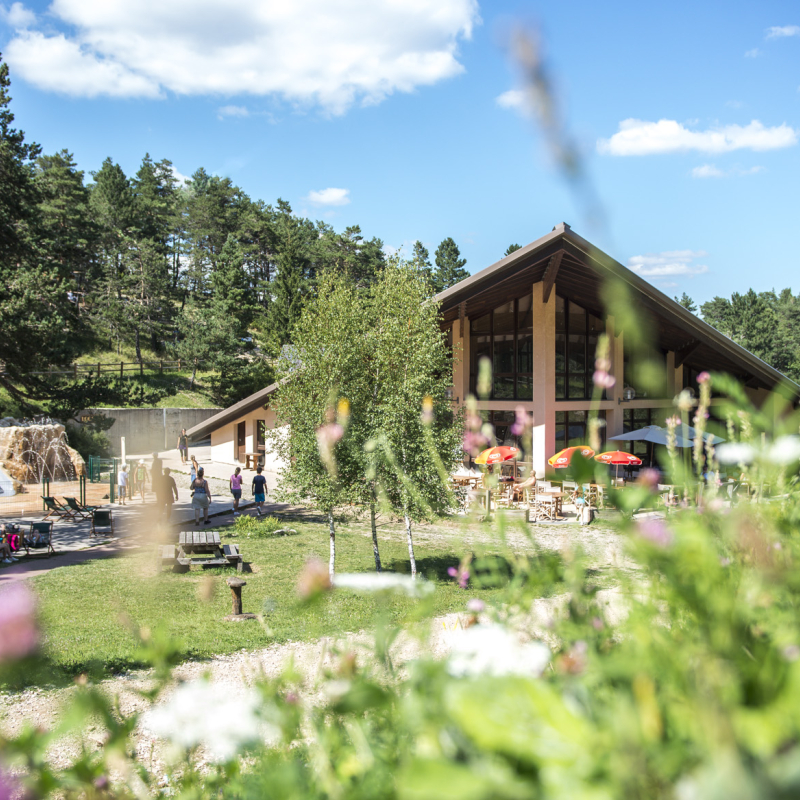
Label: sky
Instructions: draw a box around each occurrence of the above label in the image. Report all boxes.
[0,0,798,308]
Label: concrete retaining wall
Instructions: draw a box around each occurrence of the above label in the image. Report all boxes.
[79,408,222,457]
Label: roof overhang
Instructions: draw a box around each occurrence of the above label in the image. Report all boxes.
[186,381,281,440]
[437,223,799,399]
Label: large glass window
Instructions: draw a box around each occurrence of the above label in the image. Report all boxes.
[554,410,606,450]
[469,296,534,400]
[555,297,605,400]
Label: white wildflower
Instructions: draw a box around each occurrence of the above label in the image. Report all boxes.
[768,436,800,465]
[333,572,434,597]
[142,679,272,762]
[716,442,756,465]
[447,624,551,678]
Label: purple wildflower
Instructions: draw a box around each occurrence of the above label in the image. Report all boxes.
[466,598,485,613]
[696,371,711,384]
[0,583,38,662]
[636,519,673,548]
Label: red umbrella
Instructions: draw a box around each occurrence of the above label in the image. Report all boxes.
[474,446,520,465]
[548,446,595,468]
[594,450,642,481]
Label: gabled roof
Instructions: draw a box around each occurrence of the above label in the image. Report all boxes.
[437,223,799,397]
[186,381,280,441]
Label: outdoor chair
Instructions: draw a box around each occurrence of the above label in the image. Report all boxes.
[494,484,514,509]
[42,496,76,521]
[91,508,114,537]
[23,521,55,557]
[523,489,554,523]
[64,497,98,521]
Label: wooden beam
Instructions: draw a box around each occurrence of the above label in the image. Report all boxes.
[542,251,563,303]
[459,302,466,338]
[674,339,701,368]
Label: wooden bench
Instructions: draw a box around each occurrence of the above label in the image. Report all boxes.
[223,543,243,572]
[242,452,261,470]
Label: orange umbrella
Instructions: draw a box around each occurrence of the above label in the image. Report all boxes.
[594,450,642,480]
[474,446,520,465]
[548,445,595,468]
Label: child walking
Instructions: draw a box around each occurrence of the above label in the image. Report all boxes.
[251,466,267,516]
[230,467,243,516]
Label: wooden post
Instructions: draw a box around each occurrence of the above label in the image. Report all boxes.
[227,577,246,615]
[73,364,78,379]
[120,361,123,379]
[160,360,163,374]
[178,358,182,371]
[140,361,143,377]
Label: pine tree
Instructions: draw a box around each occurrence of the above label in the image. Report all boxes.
[433,237,469,292]
[504,243,522,256]
[674,292,697,314]
[412,240,434,285]
[269,228,307,346]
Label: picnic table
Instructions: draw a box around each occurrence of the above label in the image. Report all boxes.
[160,530,243,572]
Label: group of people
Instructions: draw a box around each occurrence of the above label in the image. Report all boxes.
[115,427,269,526]
[117,454,180,520]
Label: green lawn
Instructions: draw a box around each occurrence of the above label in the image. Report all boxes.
[29,518,510,685]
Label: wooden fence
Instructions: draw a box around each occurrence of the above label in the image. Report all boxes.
[0,359,206,379]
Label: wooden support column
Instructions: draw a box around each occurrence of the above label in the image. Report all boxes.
[531,281,556,477]
[542,251,563,304]
[605,316,624,439]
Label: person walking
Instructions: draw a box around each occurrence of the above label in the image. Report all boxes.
[230,467,243,516]
[177,429,189,464]
[191,467,212,525]
[151,451,163,479]
[251,466,267,516]
[189,455,198,485]
[157,467,179,521]
[118,464,129,505]
[135,460,148,501]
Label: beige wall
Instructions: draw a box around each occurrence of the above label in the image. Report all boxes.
[209,407,285,472]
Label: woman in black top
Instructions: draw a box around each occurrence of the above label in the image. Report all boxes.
[252,466,267,517]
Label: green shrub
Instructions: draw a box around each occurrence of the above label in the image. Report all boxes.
[233,514,294,538]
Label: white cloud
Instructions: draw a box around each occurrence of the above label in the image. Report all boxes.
[691,164,726,178]
[171,167,190,187]
[766,25,800,39]
[5,31,161,98]
[598,118,798,156]
[305,187,350,207]
[691,163,763,178]
[4,0,479,113]
[1,2,35,28]
[745,48,761,58]
[217,104,249,119]
[628,250,709,278]
[496,89,530,116]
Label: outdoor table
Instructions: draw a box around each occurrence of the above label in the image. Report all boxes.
[539,490,564,517]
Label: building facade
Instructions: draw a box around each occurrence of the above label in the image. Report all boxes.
[189,224,798,475]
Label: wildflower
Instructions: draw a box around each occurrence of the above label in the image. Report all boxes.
[782,645,800,662]
[142,679,271,762]
[595,356,611,373]
[420,396,434,426]
[316,422,343,473]
[636,519,673,548]
[0,769,19,800]
[636,468,661,490]
[448,565,470,589]
[297,558,332,600]
[447,624,551,678]
[0,583,38,661]
[510,406,533,436]
[592,370,616,390]
[716,442,756,465]
[675,389,694,412]
[558,640,588,675]
[94,775,109,791]
[333,572,433,598]
[337,397,350,423]
[696,371,711,384]
[591,616,604,630]
[466,598,485,613]
[462,430,489,457]
[665,416,680,428]
[768,436,800,465]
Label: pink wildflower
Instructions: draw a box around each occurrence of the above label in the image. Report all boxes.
[636,468,661,490]
[466,598,485,613]
[0,583,38,661]
[448,566,470,589]
[696,371,711,384]
[297,558,332,600]
[510,406,533,436]
[595,357,611,372]
[462,430,489,456]
[636,519,673,548]
[592,370,616,390]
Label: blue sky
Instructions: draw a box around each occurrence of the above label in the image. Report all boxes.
[1,0,798,307]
